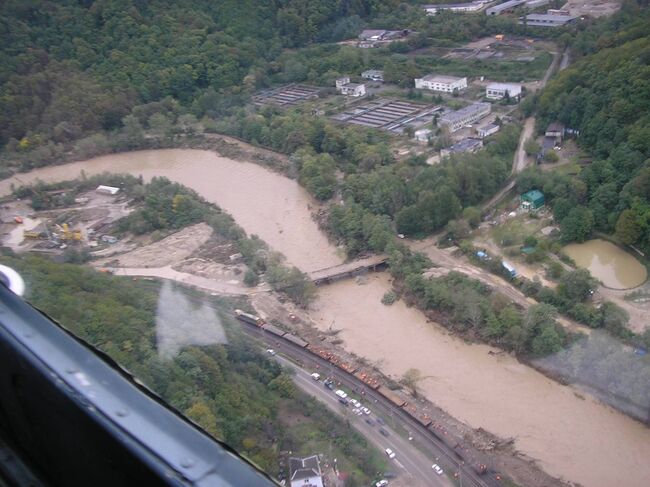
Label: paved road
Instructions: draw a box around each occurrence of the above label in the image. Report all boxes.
[276,355,453,487]
[235,321,495,487]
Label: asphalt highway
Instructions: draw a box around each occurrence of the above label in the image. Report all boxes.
[277,354,453,487]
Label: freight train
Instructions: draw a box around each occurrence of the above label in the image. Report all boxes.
[234,309,490,477]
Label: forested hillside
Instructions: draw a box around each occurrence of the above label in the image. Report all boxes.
[531,1,650,254]
[0,254,385,484]
[0,0,400,146]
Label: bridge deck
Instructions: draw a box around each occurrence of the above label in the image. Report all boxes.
[308,255,388,284]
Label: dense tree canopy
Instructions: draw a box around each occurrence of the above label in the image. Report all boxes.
[530,1,650,252]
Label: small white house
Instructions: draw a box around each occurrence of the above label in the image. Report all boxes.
[414,128,433,142]
[477,123,500,138]
[96,185,120,195]
[486,82,522,100]
[336,77,366,97]
[415,74,467,93]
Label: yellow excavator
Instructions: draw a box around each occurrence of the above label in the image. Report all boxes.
[57,223,82,241]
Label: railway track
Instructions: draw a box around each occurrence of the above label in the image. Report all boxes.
[232,314,501,487]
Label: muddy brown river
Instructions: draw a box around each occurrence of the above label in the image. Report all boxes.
[2,149,649,487]
[564,239,647,289]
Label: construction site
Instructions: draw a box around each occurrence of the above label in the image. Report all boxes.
[0,185,132,256]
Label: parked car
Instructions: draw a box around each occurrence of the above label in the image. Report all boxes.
[361,407,371,415]
[365,418,375,426]
[385,448,396,459]
[349,399,361,408]
[338,397,349,406]
[379,428,389,437]
[376,417,385,425]
[310,373,320,381]
[335,389,348,399]
[266,349,276,355]
[432,464,444,475]
[375,480,388,487]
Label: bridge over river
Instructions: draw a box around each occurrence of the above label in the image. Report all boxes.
[308,255,388,285]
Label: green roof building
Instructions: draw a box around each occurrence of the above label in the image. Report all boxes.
[521,189,545,210]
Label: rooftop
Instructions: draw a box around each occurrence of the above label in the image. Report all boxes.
[522,13,578,21]
[487,82,521,90]
[479,123,499,132]
[421,74,466,83]
[546,122,565,132]
[440,102,491,123]
[289,455,322,483]
[424,1,486,8]
[447,138,483,152]
[486,0,526,11]
[362,69,383,75]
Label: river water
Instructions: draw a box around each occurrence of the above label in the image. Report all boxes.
[0,150,342,273]
[2,149,649,487]
[563,239,647,289]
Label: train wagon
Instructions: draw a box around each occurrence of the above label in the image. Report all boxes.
[377,386,406,408]
[261,323,286,337]
[283,333,308,348]
[234,309,264,326]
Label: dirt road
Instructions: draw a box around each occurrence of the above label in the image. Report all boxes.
[105,266,269,296]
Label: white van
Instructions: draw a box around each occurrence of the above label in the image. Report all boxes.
[335,389,348,399]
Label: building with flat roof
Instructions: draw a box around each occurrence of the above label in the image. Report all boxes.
[439,102,491,132]
[289,456,323,487]
[486,0,526,15]
[486,82,522,99]
[441,138,483,157]
[336,77,366,97]
[519,13,578,26]
[415,74,467,93]
[361,69,384,81]
[477,123,500,138]
[545,122,565,139]
[423,1,491,14]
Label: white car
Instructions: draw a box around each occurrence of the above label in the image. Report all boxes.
[349,399,361,408]
[362,407,371,415]
[432,464,443,475]
[310,373,320,381]
[385,448,396,459]
[266,349,276,356]
[335,389,348,399]
[376,480,389,487]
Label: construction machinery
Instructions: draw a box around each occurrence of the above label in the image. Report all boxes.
[23,231,47,240]
[57,223,82,241]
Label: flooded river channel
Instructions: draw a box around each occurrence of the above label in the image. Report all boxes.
[564,239,647,289]
[2,149,650,487]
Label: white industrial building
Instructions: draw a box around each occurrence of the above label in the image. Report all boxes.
[486,0,526,15]
[486,82,522,99]
[477,123,500,138]
[439,103,491,132]
[415,74,467,93]
[423,0,491,14]
[96,185,120,195]
[336,77,366,97]
[519,13,578,26]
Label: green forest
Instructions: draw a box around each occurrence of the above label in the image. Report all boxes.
[0,254,386,485]
[525,2,650,254]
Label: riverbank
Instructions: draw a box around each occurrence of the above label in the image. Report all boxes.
[1,148,649,487]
